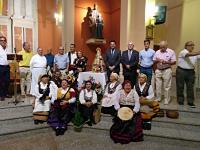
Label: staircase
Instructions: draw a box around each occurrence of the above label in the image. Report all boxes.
[0,101,200,150]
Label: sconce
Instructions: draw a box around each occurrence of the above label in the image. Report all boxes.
[54,0,63,25]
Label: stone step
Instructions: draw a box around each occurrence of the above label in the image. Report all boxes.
[0,105,33,121]
[1,127,200,150]
[1,115,200,143]
[1,104,200,117]
[1,104,200,128]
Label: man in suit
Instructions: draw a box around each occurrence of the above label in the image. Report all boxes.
[121,42,139,86]
[104,40,121,80]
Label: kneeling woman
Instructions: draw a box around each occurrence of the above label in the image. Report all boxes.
[79,80,97,126]
[33,74,57,124]
[110,80,143,144]
[48,79,76,136]
[101,73,122,116]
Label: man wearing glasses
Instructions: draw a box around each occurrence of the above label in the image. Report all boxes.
[0,36,11,101]
[176,41,200,108]
[54,46,69,79]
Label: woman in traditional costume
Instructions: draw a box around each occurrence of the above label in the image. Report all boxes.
[134,73,159,129]
[79,80,97,126]
[110,80,143,144]
[33,74,57,124]
[48,79,76,136]
[101,72,122,116]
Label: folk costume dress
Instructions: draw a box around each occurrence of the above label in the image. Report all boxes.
[48,87,76,129]
[33,81,57,121]
[101,81,122,115]
[110,89,143,144]
[79,89,97,124]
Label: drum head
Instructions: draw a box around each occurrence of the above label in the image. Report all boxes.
[117,107,133,121]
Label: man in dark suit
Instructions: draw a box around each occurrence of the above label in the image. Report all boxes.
[104,40,121,80]
[121,42,139,86]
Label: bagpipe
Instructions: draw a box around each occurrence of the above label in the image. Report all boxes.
[39,83,50,104]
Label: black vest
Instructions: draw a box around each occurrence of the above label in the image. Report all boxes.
[135,83,150,97]
[107,81,120,94]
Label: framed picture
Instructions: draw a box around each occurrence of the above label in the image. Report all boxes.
[146,25,154,40]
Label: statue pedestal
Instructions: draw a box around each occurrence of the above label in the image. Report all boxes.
[86,38,106,45]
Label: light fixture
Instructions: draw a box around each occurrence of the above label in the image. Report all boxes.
[54,0,63,25]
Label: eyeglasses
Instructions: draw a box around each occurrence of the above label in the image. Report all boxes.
[0,39,6,42]
[59,49,64,50]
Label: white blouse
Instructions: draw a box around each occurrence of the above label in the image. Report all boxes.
[79,89,97,104]
[114,89,140,113]
[34,81,57,102]
[101,81,122,107]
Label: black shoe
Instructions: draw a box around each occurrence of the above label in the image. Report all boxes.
[39,120,44,124]
[34,120,39,125]
[59,128,65,135]
[178,102,184,105]
[188,103,196,108]
[55,128,60,136]
[0,97,5,101]
[87,121,92,126]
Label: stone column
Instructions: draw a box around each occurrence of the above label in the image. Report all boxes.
[120,0,146,51]
[62,0,74,51]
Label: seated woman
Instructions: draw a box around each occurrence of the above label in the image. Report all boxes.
[51,70,62,88]
[134,73,159,122]
[79,80,97,126]
[48,79,76,136]
[110,80,143,144]
[33,74,57,124]
[101,73,122,116]
[73,51,87,77]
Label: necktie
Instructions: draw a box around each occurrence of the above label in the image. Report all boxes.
[111,49,114,56]
[128,50,132,60]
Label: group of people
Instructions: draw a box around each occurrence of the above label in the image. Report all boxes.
[0,34,200,144]
[105,40,200,107]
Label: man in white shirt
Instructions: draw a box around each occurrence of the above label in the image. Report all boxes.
[68,44,77,72]
[0,36,11,101]
[30,48,47,96]
[176,41,200,107]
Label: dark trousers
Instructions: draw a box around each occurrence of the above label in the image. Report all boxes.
[124,71,138,87]
[140,66,153,84]
[0,65,10,97]
[176,67,195,104]
[79,104,97,122]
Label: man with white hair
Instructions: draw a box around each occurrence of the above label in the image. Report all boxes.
[153,41,176,104]
[30,48,47,96]
[176,41,200,107]
[121,42,139,86]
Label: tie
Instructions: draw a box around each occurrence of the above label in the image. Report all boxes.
[128,50,132,60]
[111,49,114,56]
